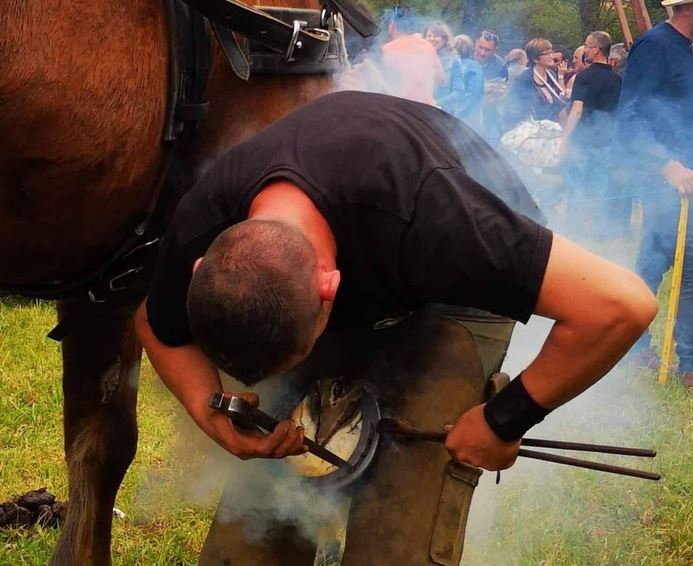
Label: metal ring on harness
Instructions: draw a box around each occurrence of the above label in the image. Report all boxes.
[288,390,381,490]
[286,20,308,61]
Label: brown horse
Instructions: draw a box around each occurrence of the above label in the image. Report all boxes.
[0,0,353,563]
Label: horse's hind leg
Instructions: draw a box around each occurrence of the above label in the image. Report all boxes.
[50,297,142,566]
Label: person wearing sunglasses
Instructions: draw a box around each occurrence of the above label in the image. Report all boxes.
[473,29,508,81]
[504,37,567,130]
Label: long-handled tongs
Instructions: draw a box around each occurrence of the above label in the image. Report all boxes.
[209,393,354,471]
[377,418,660,481]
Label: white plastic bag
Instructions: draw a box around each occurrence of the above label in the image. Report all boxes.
[500,119,563,169]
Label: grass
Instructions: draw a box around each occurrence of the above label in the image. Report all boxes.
[0,297,213,565]
[0,296,691,565]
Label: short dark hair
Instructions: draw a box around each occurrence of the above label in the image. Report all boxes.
[386,4,417,34]
[187,220,321,385]
[478,30,499,45]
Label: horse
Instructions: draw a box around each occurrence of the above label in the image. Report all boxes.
[0,1,373,563]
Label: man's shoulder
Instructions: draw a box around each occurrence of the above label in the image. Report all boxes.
[491,53,507,69]
[630,23,675,55]
[583,63,620,81]
[383,35,437,57]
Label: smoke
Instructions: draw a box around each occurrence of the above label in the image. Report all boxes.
[463,315,663,564]
[134,369,346,549]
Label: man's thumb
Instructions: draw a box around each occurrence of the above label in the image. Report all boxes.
[233,392,260,408]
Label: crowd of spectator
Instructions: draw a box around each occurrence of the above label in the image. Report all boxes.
[337,2,693,387]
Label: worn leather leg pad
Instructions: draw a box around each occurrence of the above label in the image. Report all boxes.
[429,461,483,565]
[341,309,489,566]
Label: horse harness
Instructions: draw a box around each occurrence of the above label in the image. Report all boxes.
[1,0,377,339]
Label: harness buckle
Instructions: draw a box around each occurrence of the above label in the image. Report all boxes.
[109,267,144,292]
[88,289,107,304]
[285,20,308,61]
[319,7,332,28]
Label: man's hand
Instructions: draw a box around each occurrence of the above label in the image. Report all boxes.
[444,404,520,470]
[663,160,693,196]
[134,304,307,462]
[197,392,307,460]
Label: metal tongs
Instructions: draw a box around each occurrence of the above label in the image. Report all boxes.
[377,418,661,481]
[209,393,354,471]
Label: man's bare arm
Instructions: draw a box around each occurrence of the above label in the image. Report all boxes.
[559,99,583,153]
[521,234,657,407]
[445,234,657,470]
[134,302,305,459]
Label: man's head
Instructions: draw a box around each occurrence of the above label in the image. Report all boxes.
[551,50,565,69]
[666,0,693,36]
[505,48,528,67]
[474,30,499,64]
[454,34,474,60]
[584,31,611,64]
[187,220,336,385]
[572,45,587,72]
[386,4,417,38]
[608,43,627,69]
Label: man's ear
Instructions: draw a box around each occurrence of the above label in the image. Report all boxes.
[318,269,340,302]
[192,257,204,273]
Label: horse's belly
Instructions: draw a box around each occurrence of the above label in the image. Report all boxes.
[0,1,169,285]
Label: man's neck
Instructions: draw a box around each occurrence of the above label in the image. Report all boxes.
[669,14,693,40]
[249,181,337,269]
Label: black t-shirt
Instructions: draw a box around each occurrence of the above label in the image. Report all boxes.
[571,62,622,145]
[146,91,553,346]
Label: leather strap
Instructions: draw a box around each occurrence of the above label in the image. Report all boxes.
[212,7,346,78]
[326,0,378,37]
[211,21,251,80]
[184,0,332,62]
[429,461,483,566]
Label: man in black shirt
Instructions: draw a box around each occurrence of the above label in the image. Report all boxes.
[135,91,655,560]
[560,31,622,239]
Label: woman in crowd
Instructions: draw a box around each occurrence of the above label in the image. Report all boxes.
[452,34,484,130]
[504,37,567,129]
[424,22,465,118]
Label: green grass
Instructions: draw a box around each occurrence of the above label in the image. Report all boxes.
[463,370,692,566]
[0,297,213,565]
[0,297,691,565]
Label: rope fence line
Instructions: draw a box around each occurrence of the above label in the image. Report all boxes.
[537,188,674,206]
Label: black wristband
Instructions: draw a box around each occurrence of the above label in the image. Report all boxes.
[483,374,551,441]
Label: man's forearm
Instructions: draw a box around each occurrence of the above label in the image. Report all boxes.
[520,314,644,410]
[561,104,583,142]
[134,302,222,421]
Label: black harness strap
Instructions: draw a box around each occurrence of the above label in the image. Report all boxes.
[184,0,332,61]
[18,1,211,345]
[326,0,378,37]
[213,7,345,78]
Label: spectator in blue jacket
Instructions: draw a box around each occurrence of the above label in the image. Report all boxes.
[453,34,485,130]
[617,0,693,387]
[424,22,466,119]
